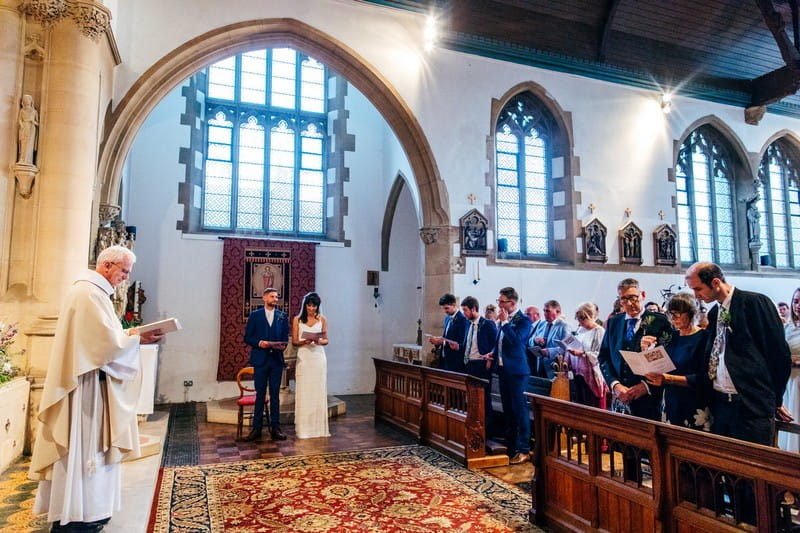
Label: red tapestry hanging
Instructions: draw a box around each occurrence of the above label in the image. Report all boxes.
[217,238,316,381]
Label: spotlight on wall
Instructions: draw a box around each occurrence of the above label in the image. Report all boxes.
[661,92,673,114]
[424,14,438,52]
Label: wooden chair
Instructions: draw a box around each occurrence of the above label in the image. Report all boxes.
[236,366,269,440]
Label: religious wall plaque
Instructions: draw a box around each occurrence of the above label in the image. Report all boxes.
[583,218,607,263]
[619,221,643,265]
[459,208,488,256]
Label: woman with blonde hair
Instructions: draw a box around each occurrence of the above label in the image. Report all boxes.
[566,302,609,408]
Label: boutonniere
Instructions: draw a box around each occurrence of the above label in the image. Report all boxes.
[719,308,732,334]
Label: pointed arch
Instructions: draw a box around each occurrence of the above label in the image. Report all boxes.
[381,173,410,272]
[97,18,448,229]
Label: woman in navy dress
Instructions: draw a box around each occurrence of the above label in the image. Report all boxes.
[643,293,710,430]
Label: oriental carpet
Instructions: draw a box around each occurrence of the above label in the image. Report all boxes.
[148,445,538,532]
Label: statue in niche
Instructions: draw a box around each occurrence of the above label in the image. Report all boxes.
[619,221,643,265]
[741,179,762,247]
[459,209,488,256]
[17,95,39,165]
[653,224,677,266]
[583,218,607,263]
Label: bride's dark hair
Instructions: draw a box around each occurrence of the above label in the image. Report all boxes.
[299,292,321,323]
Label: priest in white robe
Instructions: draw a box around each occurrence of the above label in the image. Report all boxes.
[29,245,162,532]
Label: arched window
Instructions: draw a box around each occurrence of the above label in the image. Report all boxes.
[201,48,327,236]
[757,141,800,269]
[676,126,736,265]
[494,94,556,259]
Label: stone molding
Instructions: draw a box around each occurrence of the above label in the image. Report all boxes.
[19,0,110,41]
[419,226,440,245]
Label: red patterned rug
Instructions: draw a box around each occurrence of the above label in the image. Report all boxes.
[148,445,538,532]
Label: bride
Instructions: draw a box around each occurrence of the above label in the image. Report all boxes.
[292,292,330,438]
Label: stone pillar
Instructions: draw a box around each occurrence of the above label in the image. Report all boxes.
[420,225,457,337]
[0,1,24,288]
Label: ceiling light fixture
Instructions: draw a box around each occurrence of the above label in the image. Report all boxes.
[424,14,438,52]
[661,92,673,114]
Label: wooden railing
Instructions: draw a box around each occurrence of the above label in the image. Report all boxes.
[529,394,800,532]
[373,358,504,468]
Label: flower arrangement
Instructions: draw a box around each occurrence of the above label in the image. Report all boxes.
[0,322,23,384]
[121,311,142,330]
[641,312,673,347]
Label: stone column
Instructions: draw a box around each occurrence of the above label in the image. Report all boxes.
[0,1,24,288]
[420,225,457,337]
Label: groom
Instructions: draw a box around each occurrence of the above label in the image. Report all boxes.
[243,287,289,441]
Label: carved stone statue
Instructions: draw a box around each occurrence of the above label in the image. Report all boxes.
[653,224,677,266]
[583,218,607,263]
[17,94,39,165]
[459,209,488,256]
[741,179,762,246]
[619,221,643,265]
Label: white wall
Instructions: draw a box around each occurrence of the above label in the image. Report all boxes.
[124,79,420,401]
[116,0,800,400]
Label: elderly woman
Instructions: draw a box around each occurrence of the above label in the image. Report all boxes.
[566,302,609,408]
[643,293,709,429]
[778,287,800,452]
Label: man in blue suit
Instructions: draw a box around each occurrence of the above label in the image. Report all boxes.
[598,278,672,421]
[242,287,289,441]
[460,296,498,432]
[429,293,468,372]
[495,287,533,464]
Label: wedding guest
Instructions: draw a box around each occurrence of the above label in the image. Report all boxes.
[484,304,498,324]
[528,300,568,378]
[643,293,710,430]
[778,301,790,325]
[779,288,800,452]
[645,301,662,314]
[566,302,609,408]
[429,293,467,372]
[460,296,498,432]
[292,292,330,439]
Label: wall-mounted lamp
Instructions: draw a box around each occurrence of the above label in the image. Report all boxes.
[373,286,382,308]
[424,14,438,52]
[661,93,673,114]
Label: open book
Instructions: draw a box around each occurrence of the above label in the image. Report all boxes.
[134,317,182,335]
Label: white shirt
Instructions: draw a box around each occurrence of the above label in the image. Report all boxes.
[713,287,738,394]
[465,319,482,360]
[265,307,275,326]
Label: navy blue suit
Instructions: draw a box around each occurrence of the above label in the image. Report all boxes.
[441,311,468,372]
[463,317,498,432]
[495,309,533,455]
[598,311,672,421]
[244,307,289,432]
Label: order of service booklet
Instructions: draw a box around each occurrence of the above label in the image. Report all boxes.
[619,345,676,376]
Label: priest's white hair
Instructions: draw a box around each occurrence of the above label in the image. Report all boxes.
[96,245,136,265]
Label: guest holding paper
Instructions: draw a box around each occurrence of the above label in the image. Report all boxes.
[292,292,330,439]
[643,293,710,430]
[566,302,608,408]
[429,293,468,372]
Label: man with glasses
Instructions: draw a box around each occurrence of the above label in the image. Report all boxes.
[30,246,163,532]
[598,278,672,420]
[495,287,533,464]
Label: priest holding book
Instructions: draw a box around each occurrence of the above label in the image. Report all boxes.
[29,245,164,532]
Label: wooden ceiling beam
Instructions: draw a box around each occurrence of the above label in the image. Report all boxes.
[751,63,800,106]
[597,0,622,63]
[754,0,800,65]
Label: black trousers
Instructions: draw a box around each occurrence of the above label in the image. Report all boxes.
[712,391,774,446]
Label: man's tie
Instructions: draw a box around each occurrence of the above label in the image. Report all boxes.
[464,322,475,364]
[708,307,726,380]
[625,318,637,342]
[543,321,553,343]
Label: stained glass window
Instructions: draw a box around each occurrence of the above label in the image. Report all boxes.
[495,94,553,258]
[676,127,736,265]
[757,142,800,269]
[202,47,327,235]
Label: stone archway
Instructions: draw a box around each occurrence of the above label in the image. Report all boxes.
[96,18,453,334]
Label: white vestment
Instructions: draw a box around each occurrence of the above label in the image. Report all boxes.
[29,270,142,525]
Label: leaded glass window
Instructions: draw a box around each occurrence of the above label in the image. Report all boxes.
[495,94,554,258]
[202,47,327,235]
[757,142,800,269]
[676,127,736,265]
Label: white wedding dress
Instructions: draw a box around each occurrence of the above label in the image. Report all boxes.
[294,320,330,438]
